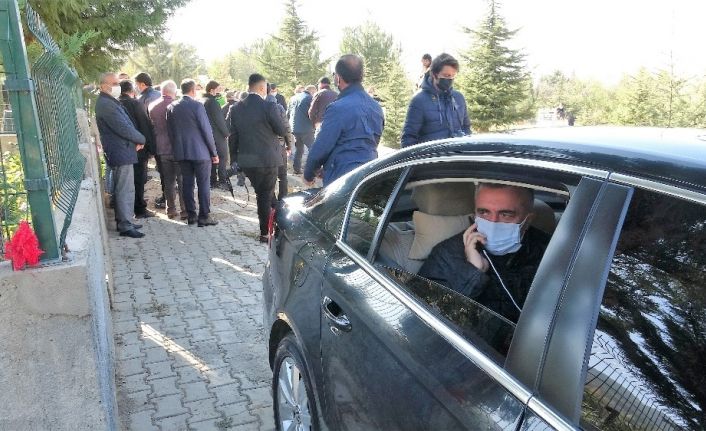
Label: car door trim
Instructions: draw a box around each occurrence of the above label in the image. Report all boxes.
[340,155,608,243]
[608,172,706,204]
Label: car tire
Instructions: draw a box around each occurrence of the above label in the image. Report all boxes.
[273,333,320,431]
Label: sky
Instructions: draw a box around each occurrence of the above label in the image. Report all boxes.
[166,0,706,85]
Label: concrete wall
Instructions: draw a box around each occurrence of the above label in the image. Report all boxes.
[0,109,117,430]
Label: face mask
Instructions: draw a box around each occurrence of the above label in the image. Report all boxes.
[110,85,121,99]
[437,77,453,92]
[475,216,527,255]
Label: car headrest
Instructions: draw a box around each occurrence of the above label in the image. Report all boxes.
[531,199,556,234]
[411,182,475,216]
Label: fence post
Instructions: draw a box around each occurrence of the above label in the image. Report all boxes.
[0,0,59,260]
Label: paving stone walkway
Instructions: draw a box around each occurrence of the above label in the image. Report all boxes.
[109,174,290,431]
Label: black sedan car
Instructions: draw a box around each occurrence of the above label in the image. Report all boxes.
[262,127,706,431]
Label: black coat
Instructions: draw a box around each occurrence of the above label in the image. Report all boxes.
[228,93,288,168]
[203,94,229,145]
[418,226,550,322]
[119,94,155,155]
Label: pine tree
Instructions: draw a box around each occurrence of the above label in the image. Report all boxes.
[458,0,533,132]
[124,40,205,86]
[26,0,190,81]
[339,21,411,148]
[257,0,328,94]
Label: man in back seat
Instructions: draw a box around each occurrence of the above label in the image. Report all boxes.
[418,183,550,322]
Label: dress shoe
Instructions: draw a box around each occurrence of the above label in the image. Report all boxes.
[119,229,145,238]
[198,217,218,227]
[187,217,197,225]
[132,223,143,229]
[258,235,269,243]
[135,209,156,218]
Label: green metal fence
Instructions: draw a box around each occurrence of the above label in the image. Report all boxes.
[0,0,86,261]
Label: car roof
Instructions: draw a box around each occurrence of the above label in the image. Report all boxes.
[383,126,706,193]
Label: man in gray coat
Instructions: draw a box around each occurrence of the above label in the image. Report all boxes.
[95,72,146,238]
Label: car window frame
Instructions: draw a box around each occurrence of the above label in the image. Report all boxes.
[335,154,610,431]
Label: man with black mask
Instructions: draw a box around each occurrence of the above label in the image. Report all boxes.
[401,53,471,147]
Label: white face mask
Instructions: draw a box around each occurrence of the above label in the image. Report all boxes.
[475,216,528,255]
[110,85,121,99]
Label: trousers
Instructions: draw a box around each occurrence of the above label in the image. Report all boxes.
[243,167,278,236]
[113,164,136,232]
[180,159,212,220]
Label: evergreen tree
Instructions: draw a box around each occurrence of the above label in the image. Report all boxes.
[207,47,262,92]
[25,0,191,81]
[339,21,411,148]
[458,0,533,132]
[257,0,328,95]
[613,68,664,126]
[123,40,205,86]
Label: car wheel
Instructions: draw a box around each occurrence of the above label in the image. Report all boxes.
[273,334,320,431]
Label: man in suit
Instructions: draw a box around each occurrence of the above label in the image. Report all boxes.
[269,83,287,112]
[166,79,219,227]
[95,72,146,238]
[118,80,157,219]
[288,84,316,174]
[229,73,289,243]
[203,80,230,189]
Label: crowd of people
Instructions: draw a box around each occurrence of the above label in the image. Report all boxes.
[95,52,473,242]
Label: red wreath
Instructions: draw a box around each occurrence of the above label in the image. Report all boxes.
[4,221,44,270]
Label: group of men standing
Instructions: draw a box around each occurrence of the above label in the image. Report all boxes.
[96,72,220,239]
[94,51,471,242]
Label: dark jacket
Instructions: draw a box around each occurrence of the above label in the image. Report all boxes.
[228,93,289,168]
[119,94,156,154]
[274,93,287,112]
[148,95,174,156]
[401,74,471,147]
[289,91,314,134]
[138,87,161,110]
[95,92,145,167]
[166,95,217,162]
[203,93,229,145]
[221,100,235,119]
[303,83,384,186]
[308,87,338,127]
[418,226,550,322]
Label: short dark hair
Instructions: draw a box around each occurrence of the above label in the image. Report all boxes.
[205,80,219,93]
[334,54,364,84]
[477,183,535,213]
[422,53,432,61]
[119,80,134,95]
[134,72,153,87]
[430,53,459,75]
[319,76,331,85]
[270,83,278,90]
[180,78,196,95]
[248,73,266,88]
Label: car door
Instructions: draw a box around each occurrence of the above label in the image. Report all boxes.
[318,157,610,430]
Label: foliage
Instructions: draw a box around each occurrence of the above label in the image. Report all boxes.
[0,151,28,238]
[257,0,328,95]
[123,40,205,86]
[339,21,411,148]
[25,0,191,82]
[458,0,534,132]
[208,46,266,92]
[534,71,615,125]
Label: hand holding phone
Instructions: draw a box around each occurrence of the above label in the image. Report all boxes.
[463,221,489,272]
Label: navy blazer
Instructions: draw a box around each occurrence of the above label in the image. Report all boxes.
[95,93,146,167]
[166,95,217,162]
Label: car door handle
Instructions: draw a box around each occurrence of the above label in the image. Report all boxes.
[322,296,352,333]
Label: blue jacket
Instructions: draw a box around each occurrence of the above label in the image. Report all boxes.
[166,95,217,162]
[304,83,384,186]
[95,93,146,167]
[288,91,314,134]
[401,74,471,147]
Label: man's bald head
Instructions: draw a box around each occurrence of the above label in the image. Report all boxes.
[335,54,364,85]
